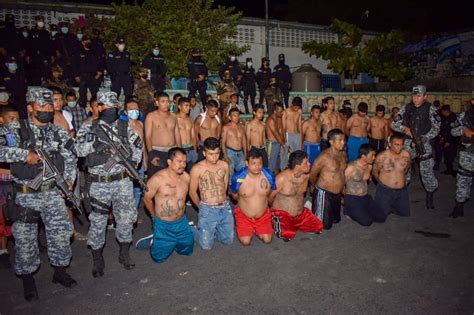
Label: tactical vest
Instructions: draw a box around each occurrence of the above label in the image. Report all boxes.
[85,119,129,167]
[405,102,432,136]
[10,120,65,179]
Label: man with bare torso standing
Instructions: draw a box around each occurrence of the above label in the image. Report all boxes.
[369,105,389,154]
[176,97,198,172]
[189,137,233,250]
[266,102,286,173]
[142,148,193,263]
[222,108,247,179]
[346,102,370,162]
[230,149,276,246]
[320,96,339,151]
[271,151,323,241]
[246,104,268,167]
[372,133,412,221]
[302,105,322,165]
[344,144,379,226]
[145,92,182,178]
[310,128,347,230]
[195,100,221,161]
[282,97,303,153]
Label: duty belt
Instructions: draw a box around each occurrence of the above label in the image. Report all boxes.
[14,181,56,193]
[88,172,128,183]
[417,155,433,162]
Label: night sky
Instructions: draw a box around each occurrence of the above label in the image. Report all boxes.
[75,0,473,35]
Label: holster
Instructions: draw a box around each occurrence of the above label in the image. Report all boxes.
[3,191,41,224]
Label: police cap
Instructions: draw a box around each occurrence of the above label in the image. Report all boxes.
[412,85,427,96]
[116,37,125,44]
[27,88,53,106]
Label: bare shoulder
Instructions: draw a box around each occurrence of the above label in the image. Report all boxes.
[217,160,229,169]
[182,172,191,183]
[190,162,203,177]
[401,150,411,159]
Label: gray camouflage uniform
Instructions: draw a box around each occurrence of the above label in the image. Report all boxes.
[391,102,440,193]
[0,121,77,275]
[75,119,142,250]
[451,112,474,203]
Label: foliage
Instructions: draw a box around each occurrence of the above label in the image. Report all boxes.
[302,18,412,90]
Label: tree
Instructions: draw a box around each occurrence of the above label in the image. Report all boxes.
[302,19,412,91]
[89,0,248,78]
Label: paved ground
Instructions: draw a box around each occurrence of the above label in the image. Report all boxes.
[0,170,473,314]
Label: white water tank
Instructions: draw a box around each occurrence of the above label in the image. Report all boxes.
[292,64,322,92]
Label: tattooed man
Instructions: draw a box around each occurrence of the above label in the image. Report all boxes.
[372,133,412,221]
[189,137,233,250]
[143,147,193,263]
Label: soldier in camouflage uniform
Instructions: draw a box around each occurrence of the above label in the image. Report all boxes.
[264,76,283,116]
[0,88,77,301]
[216,70,239,113]
[75,91,142,278]
[133,67,156,116]
[391,85,441,209]
[449,102,474,218]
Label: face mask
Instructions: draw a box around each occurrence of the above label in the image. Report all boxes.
[0,92,9,103]
[37,21,44,28]
[51,31,57,36]
[118,44,125,52]
[67,101,76,108]
[230,56,236,62]
[279,59,285,64]
[247,62,252,67]
[7,63,17,72]
[99,107,118,124]
[128,109,140,120]
[22,32,28,38]
[61,27,68,34]
[153,49,160,56]
[36,111,53,123]
[77,34,83,41]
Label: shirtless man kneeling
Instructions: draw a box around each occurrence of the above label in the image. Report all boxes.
[189,137,233,250]
[372,133,412,221]
[344,144,378,226]
[270,150,323,241]
[145,92,182,178]
[309,128,347,229]
[230,149,276,245]
[346,102,370,162]
[142,148,193,263]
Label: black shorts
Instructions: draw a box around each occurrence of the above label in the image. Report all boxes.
[369,137,385,154]
[374,183,410,221]
[147,150,168,178]
[312,186,342,230]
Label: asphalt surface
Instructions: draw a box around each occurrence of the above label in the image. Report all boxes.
[0,169,473,314]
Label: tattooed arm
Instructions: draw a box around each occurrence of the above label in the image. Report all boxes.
[143,172,161,216]
[372,154,383,181]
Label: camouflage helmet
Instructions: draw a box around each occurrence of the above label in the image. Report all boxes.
[97,91,120,108]
[27,88,53,106]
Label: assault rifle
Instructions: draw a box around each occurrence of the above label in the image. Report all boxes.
[96,123,148,191]
[29,148,83,214]
[404,114,427,157]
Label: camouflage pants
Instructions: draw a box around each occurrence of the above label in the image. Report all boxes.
[12,189,72,275]
[87,178,137,250]
[405,139,438,193]
[455,150,474,203]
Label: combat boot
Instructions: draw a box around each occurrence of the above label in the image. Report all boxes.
[22,273,38,301]
[448,201,464,218]
[118,242,135,270]
[91,248,105,278]
[426,192,434,210]
[52,266,77,288]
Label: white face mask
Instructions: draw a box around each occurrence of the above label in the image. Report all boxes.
[51,31,57,36]
[247,62,252,67]
[77,34,83,41]
[230,56,236,62]
[37,21,44,28]
[118,44,125,52]
[22,32,28,38]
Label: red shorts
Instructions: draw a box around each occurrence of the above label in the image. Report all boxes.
[0,179,13,238]
[271,208,323,241]
[234,206,273,238]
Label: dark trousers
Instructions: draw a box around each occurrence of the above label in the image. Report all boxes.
[258,85,268,106]
[147,150,169,179]
[279,84,289,108]
[111,74,133,102]
[344,195,379,226]
[188,80,207,106]
[434,141,457,172]
[373,183,410,222]
[311,186,342,230]
[79,74,100,108]
[242,86,256,113]
[151,75,166,94]
[28,57,50,86]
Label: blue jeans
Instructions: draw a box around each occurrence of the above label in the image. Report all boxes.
[267,140,281,173]
[226,147,245,179]
[195,201,234,250]
[133,162,145,210]
[304,141,321,166]
[185,148,198,173]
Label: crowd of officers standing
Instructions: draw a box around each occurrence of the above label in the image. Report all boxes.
[0,13,472,304]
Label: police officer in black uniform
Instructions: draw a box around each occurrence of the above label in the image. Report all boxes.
[256,57,272,107]
[142,43,167,94]
[0,14,25,56]
[219,52,242,85]
[27,16,53,86]
[107,37,133,102]
[273,53,292,108]
[241,57,257,114]
[54,22,77,85]
[187,49,208,106]
[72,35,103,108]
[0,56,28,118]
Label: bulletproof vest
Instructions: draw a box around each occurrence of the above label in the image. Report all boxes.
[404,102,432,136]
[10,120,65,180]
[85,119,129,167]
